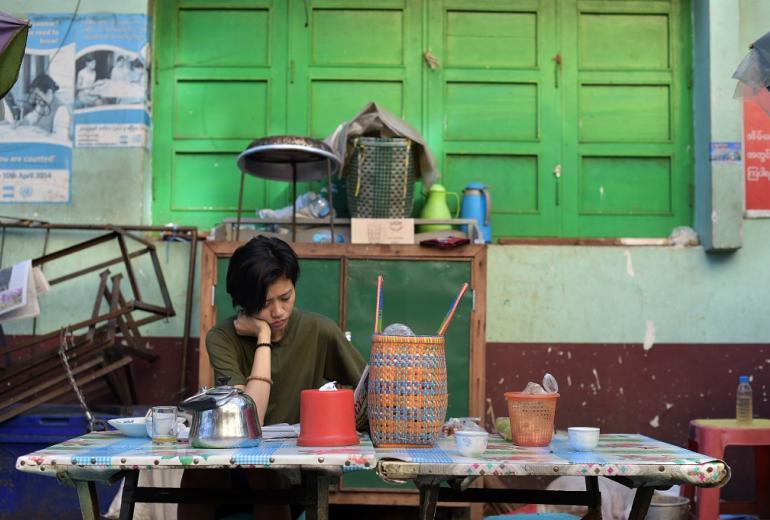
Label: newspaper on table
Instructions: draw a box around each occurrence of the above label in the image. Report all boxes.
[353,364,370,424]
[0,260,50,324]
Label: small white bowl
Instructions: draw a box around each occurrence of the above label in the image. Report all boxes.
[568,426,600,451]
[108,417,149,437]
[454,430,489,457]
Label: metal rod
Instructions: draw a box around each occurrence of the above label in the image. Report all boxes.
[0,221,197,233]
[179,231,197,396]
[292,162,297,242]
[146,242,175,316]
[32,232,119,267]
[327,158,334,242]
[47,248,148,286]
[88,270,111,342]
[236,172,246,241]
[115,230,142,301]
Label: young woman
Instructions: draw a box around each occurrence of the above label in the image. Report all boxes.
[206,235,365,425]
[180,236,365,519]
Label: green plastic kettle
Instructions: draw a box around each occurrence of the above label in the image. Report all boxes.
[418,184,459,232]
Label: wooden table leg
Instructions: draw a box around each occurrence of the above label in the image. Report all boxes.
[418,483,440,520]
[74,480,100,520]
[628,487,654,520]
[119,470,139,520]
[304,471,330,520]
[582,476,603,519]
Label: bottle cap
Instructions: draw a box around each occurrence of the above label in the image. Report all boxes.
[739,375,750,383]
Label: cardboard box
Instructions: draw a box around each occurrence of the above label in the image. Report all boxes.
[351,218,414,244]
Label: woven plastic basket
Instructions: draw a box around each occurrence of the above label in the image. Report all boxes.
[504,391,559,447]
[344,137,417,218]
[367,334,448,447]
[366,276,448,448]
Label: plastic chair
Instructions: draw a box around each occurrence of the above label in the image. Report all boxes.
[683,418,770,519]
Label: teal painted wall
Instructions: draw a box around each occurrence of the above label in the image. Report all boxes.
[488,220,769,344]
[0,1,199,339]
[3,0,150,226]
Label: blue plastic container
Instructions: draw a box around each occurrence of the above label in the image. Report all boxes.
[0,404,121,519]
[460,182,492,243]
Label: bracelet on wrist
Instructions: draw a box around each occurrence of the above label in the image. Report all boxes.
[246,375,273,385]
[256,342,273,349]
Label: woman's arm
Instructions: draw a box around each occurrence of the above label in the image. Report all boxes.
[233,314,272,426]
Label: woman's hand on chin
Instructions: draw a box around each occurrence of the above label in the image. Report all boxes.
[234,313,271,340]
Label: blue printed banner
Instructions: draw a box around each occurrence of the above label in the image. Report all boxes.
[73,14,150,147]
[0,13,151,202]
[0,14,74,202]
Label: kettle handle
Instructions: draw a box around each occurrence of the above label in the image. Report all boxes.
[179,395,218,412]
[482,188,491,225]
[448,192,460,218]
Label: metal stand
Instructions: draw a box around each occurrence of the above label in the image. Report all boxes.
[235,136,342,243]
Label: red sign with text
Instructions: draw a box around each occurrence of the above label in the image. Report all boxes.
[744,96,770,211]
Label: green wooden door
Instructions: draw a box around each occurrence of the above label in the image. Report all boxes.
[426,0,562,238]
[286,0,424,197]
[560,0,693,237]
[425,0,692,239]
[153,0,292,229]
[154,0,693,239]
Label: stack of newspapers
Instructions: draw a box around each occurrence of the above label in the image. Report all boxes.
[0,259,49,324]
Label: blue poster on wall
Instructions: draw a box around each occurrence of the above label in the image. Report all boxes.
[0,14,74,203]
[72,14,150,147]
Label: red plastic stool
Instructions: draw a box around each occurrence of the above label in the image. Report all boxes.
[683,418,770,519]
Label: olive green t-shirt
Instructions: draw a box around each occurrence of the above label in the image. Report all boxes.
[205,308,366,425]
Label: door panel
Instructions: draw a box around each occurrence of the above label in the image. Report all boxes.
[288,0,422,139]
[427,0,561,239]
[153,1,290,229]
[561,0,692,237]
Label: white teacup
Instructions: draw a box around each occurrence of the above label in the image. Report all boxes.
[568,426,600,451]
[454,430,489,457]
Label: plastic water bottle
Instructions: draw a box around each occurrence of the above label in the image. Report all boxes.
[307,193,330,218]
[736,375,753,425]
[257,192,330,219]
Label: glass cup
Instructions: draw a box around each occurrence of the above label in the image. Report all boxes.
[151,406,178,444]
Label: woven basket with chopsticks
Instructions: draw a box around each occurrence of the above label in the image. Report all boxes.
[367,333,448,448]
[366,276,468,448]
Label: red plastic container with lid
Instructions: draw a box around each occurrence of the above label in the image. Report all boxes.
[297,389,359,446]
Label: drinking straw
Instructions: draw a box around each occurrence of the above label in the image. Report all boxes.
[374,275,384,334]
[437,282,469,336]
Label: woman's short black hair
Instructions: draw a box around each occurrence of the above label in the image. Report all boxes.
[226,236,300,315]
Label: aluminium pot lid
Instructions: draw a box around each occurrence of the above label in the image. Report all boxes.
[237,135,341,182]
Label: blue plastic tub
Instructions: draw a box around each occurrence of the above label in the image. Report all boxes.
[0,404,122,519]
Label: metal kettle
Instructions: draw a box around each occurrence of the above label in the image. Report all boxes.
[179,378,262,448]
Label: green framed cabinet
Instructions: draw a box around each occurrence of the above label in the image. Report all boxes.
[153,0,693,239]
[200,241,486,506]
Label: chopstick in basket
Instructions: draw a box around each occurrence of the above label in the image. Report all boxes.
[437,282,469,336]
